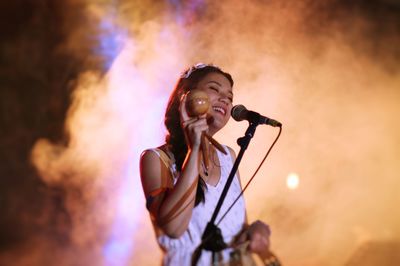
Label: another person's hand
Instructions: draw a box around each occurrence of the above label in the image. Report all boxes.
[179,92,208,149]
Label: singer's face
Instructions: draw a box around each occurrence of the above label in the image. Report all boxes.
[195,72,233,135]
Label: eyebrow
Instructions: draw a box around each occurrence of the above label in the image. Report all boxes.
[207,81,233,96]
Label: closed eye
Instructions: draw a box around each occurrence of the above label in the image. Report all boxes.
[209,86,233,102]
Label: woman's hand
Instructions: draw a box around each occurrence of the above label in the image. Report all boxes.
[238,220,271,254]
[179,92,208,149]
[235,220,281,265]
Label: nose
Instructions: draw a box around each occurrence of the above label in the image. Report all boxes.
[218,94,230,105]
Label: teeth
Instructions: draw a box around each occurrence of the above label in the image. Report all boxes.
[213,106,226,115]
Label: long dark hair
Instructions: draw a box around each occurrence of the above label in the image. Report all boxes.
[164,64,234,206]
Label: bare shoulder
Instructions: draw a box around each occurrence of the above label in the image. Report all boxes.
[140,145,169,173]
[140,150,161,186]
[140,149,161,174]
[140,146,173,196]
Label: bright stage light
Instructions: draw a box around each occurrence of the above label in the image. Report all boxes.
[286,172,299,190]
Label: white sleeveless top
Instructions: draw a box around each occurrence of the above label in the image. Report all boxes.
[148,146,246,266]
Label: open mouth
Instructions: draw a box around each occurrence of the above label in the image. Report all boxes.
[212,106,226,116]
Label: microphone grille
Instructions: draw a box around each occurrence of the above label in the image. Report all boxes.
[231,104,247,121]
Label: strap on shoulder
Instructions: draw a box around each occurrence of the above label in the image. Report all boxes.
[147,147,177,187]
[154,148,173,171]
[143,148,176,210]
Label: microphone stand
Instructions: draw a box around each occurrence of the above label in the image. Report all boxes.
[192,121,259,266]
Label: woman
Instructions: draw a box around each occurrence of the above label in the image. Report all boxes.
[140,63,278,265]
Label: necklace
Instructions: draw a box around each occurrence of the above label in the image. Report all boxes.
[199,146,222,183]
[200,160,210,182]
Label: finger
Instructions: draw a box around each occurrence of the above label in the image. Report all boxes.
[249,240,267,254]
[179,92,191,121]
[181,117,198,129]
[186,123,209,134]
[257,231,270,245]
[185,117,208,129]
[236,231,249,244]
[231,232,249,249]
[248,232,270,253]
[251,220,271,236]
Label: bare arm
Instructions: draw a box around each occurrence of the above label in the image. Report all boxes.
[140,93,207,238]
[140,147,201,237]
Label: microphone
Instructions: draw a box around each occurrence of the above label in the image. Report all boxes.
[231,104,282,127]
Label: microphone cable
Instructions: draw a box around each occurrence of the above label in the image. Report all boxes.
[216,125,282,226]
[191,126,282,266]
